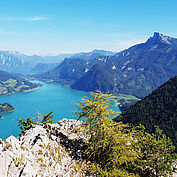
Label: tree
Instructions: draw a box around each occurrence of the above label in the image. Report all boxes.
[77,91,142,176]
[77,91,177,177]
[18,117,36,136]
[41,111,54,124]
[18,112,54,136]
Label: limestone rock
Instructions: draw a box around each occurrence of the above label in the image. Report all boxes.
[0,119,92,177]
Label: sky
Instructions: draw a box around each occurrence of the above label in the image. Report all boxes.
[0,0,177,56]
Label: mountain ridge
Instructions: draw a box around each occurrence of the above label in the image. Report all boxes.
[36,32,177,98]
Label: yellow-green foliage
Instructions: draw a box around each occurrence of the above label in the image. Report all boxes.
[77,91,177,177]
[76,91,117,129]
[77,91,140,176]
[18,112,54,136]
[135,125,177,177]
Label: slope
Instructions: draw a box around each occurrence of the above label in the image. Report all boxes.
[118,76,177,148]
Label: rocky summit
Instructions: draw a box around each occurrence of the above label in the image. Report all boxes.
[0,119,93,177]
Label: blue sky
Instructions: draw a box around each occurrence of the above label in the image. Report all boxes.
[0,0,177,55]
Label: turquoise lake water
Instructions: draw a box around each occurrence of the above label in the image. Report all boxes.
[0,81,121,140]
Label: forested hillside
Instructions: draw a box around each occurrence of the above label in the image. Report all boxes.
[118,76,177,148]
[0,70,41,95]
[36,33,177,98]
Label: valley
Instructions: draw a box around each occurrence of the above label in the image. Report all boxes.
[1,1,177,176]
[35,32,177,99]
[0,33,177,177]
[0,80,121,140]
[0,33,177,176]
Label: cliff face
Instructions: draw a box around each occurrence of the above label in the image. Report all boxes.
[0,119,92,177]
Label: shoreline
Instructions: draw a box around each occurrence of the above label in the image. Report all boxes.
[0,109,15,114]
[0,86,41,96]
[22,86,40,93]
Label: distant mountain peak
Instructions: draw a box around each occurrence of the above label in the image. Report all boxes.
[154,32,171,44]
[92,49,108,53]
[147,32,172,45]
[153,32,162,37]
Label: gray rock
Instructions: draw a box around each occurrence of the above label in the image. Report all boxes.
[0,119,92,177]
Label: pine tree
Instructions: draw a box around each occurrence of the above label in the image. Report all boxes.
[18,112,54,136]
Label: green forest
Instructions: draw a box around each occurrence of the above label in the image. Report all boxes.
[119,76,177,150]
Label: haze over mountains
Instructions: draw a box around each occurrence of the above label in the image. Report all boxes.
[70,49,115,60]
[0,32,177,98]
[0,49,114,74]
[1,33,177,176]
[0,51,73,74]
[36,32,177,98]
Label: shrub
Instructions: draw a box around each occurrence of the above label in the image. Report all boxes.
[18,112,53,136]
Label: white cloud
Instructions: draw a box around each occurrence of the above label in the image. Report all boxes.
[25,17,49,21]
[0,16,49,22]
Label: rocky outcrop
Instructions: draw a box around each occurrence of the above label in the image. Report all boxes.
[0,119,92,177]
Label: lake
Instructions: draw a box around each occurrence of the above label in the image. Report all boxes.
[0,81,121,140]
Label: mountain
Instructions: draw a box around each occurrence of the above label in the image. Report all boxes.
[0,51,31,74]
[35,50,115,85]
[35,33,177,98]
[72,63,123,92]
[30,63,58,74]
[71,32,177,98]
[71,49,115,60]
[116,76,177,149]
[25,54,73,67]
[36,57,95,85]
[0,51,73,74]
[0,70,41,95]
